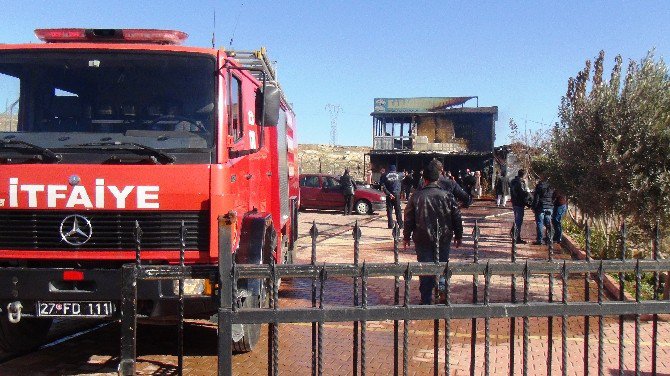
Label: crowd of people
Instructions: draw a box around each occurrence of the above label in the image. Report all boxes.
[505,169,567,245]
[340,161,567,305]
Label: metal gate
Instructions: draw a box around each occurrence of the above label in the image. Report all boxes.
[119,215,670,376]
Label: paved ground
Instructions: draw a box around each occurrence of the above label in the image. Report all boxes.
[0,201,669,375]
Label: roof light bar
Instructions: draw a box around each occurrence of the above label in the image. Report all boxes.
[34,28,188,45]
[34,29,87,42]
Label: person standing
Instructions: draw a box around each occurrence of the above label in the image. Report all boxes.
[340,168,357,215]
[402,169,414,200]
[474,171,482,198]
[509,169,531,244]
[403,162,463,305]
[552,189,568,243]
[412,169,422,190]
[531,175,554,245]
[380,165,403,228]
[494,171,510,207]
[463,170,476,197]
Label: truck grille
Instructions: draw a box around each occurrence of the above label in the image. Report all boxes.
[0,210,209,250]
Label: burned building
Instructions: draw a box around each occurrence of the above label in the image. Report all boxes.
[366,97,497,185]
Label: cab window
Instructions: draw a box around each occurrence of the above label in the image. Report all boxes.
[229,75,242,140]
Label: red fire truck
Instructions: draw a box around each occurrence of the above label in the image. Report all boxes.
[0,29,298,352]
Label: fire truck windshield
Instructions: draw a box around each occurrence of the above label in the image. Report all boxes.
[0,50,216,164]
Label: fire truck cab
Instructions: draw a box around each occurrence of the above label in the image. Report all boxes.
[0,29,298,352]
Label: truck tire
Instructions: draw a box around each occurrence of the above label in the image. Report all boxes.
[231,294,261,353]
[354,199,372,215]
[0,316,53,353]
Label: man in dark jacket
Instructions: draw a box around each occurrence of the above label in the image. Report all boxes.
[340,168,357,215]
[494,171,510,207]
[509,169,531,244]
[463,170,476,196]
[428,159,472,207]
[531,176,554,245]
[403,162,463,305]
[380,165,403,228]
[552,189,568,243]
[401,170,414,200]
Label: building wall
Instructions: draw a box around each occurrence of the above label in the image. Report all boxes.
[448,113,495,152]
[415,116,469,152]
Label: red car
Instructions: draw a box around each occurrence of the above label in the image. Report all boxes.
[299,173,386,214]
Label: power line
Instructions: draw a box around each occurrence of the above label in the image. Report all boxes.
[228,2,244,48]
[519,117,554,128]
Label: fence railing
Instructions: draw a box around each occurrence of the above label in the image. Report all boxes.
[118,214,670,376]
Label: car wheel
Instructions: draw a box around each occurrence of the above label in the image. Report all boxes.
[354,200,371,215]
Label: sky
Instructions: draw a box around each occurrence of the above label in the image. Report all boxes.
[1,1,668,146]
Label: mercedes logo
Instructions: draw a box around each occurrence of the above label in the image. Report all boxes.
[59,215,93,246]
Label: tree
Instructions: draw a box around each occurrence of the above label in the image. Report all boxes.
[549,50,670,242]
[507,118,550,178]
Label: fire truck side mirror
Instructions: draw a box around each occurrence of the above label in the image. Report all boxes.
[257,85,280,127]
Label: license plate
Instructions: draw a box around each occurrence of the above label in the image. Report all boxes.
[36,301,115,317]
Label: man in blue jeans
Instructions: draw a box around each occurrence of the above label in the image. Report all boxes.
[532,175,554,245]
[552,190,568,242]
[509,169,531,244]
[403,162,463,305]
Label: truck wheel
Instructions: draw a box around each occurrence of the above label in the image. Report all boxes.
[231,293,261,353]
[354,200,371,215]
[0,316,53,353]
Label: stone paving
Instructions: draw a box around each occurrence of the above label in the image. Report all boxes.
[0,201,669,375]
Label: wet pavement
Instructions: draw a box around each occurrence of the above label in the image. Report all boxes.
[1,201,669,375]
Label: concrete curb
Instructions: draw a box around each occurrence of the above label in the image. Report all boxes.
[561,233,666,321]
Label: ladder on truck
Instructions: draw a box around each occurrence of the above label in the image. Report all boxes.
[228,48,293,111]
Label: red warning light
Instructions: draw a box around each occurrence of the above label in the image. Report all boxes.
[34,29,87,43]
[122,29,188,45]
[34,28,188,45]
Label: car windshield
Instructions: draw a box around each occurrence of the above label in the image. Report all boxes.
[0,50,216,154]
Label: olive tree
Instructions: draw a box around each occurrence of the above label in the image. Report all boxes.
[549,50,670,248]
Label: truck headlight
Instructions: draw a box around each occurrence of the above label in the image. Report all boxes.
[380,196,386,201]
[173,279,210,296]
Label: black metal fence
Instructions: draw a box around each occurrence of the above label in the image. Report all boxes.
[119,214,670,376]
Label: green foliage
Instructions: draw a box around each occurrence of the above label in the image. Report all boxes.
[549,50,670,238]
[563,217,621,259]
[564,218,662,300]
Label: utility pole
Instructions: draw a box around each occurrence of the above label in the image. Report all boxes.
[325,104,341,146]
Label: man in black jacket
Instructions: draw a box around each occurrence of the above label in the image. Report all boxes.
[340,168,357,215]
[380,165,403,228]
[509,169,531,244]
[532,175,554,245]
[403,163,463,305]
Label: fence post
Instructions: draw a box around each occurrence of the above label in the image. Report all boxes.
[118,264,138,376]
[119,221,142,375]
[218,212,237,376]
